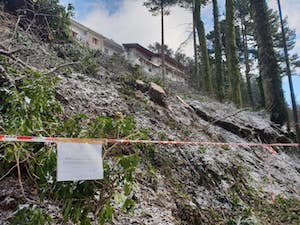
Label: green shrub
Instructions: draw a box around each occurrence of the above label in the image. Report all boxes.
[54,43,101,75]
[9,205,52,225]
[80,54,100,75]
[0,66,150,224]
[0,68,63,136]
[1,0,74,42]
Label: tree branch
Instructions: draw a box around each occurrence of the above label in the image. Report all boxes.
[8,15,22,49]
[45,61,80,75]
[0,48,37,71]
[203,108,250,130]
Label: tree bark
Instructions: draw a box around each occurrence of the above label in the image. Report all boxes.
[189,101,293,143]
[212,0,224,101]
[256,75,265,107]
[241,19,255,108]
[161,0,166,81]
[194,0,213,93]
[225,0,242,107]
[249,0,287,126]
[192,1,200,89]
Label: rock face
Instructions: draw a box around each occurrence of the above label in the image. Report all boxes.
[148,82,167,107]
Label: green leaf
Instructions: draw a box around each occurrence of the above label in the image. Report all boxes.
[122,198,135,213]
[124,183,131,196]
[98,203,114,225]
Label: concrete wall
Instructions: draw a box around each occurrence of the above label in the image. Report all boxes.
[103,42,124,56]
[126,49,160,76]
[70,23,104,51]
[151,56,186,83]
[124,48,187,84]
[70,21,124,56]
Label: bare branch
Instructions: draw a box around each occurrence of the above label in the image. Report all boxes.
[8,15,22,49]
[14,150,26,199]
[0,48,36,70]
[0,156,30,181]
[45,62,80,75]
[203,108,250,130]
[175,31,193,54]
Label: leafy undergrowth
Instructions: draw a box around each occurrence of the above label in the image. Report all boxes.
[0,60,153,224]
[225,182,300,225]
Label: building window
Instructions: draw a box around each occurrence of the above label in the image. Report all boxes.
[92,37,98,45]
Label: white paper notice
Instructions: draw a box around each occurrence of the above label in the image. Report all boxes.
[57,142,103,182]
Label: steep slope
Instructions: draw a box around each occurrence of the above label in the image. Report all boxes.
[0,11,299,225]
[57,72,300,224]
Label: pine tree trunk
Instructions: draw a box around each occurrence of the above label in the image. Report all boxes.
[161,0,166,81]
[212,0,223,100]
[241,19,254,108]
[225,0,242,107]
[256,75,266,107]
[249,0,287,125]
[192,2,200,89]
[194,0,213,93]
[277,0,300,141]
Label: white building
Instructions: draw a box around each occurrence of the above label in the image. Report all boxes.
[70,19,124,56]
[123,43,187,83]
[69,21,187,84]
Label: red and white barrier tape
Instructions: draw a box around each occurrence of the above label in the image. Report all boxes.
[0,135,299,150]
[1,134,297,202]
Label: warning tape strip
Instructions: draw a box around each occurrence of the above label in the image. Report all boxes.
[0,135,299,149]
[1,134,296,202]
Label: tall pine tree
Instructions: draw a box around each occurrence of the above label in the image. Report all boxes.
[225,0,242,107]
[249,0,287,125]
[212,0,224,100]
[194,0,213,93]
[235,0,255,108]
[144,0,177,81]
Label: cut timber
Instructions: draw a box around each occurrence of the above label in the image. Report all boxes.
[176,96,195,113]
[0,47,37,71]
[188,101,292,143]
[148,82,167,107]
[45,62,80,75]
[135,79,148,92]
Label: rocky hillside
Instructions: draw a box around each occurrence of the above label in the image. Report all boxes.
[0,11,299,225]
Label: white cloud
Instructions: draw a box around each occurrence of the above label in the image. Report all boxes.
[64,0,300,60]
[268,0,300,55]
[269,0,300,30]
[76,0,202,57]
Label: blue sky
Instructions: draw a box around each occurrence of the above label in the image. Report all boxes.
[62,0,122,17]
[60,0,300,105]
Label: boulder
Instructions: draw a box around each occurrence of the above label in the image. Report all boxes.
[148,82,167,107]
[135,79,148,92]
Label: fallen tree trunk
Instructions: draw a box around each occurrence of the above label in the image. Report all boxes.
[188,102,293,144]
